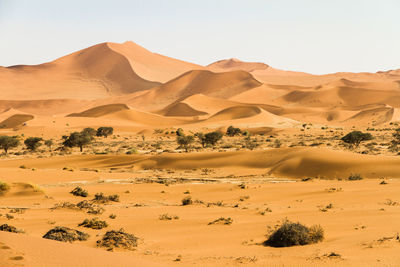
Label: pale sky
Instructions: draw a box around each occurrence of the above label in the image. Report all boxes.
[0,0,399,74]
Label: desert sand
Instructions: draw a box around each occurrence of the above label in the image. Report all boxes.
[1,41,400,266]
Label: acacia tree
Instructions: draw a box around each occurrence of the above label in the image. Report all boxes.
[341,131,373,148]
[177,135,194,152]
[96,127,113,138]
[195,132,206,148]
[204,131,223,147]
[226,126,241,137]
[63,132,92,152]
[24,137,43,151]
[82,127,97,138]
[0,136,20,154]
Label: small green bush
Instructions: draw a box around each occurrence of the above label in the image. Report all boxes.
[181,196,193,206]
[264,220,324,247]
[348,173,363,181]
[70,186,88,197]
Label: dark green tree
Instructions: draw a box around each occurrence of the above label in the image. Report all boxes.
[63,132,92,152]
[82,127,97,138]
[341,131,373,148]
[177,135,194,152]
[195,132,206,148]
[24,137,43,151]
[204,131,223,147]
[226,126,241,137]
[96,127,114,138]
[0,136,20,154]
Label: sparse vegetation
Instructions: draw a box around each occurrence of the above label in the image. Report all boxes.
[159,213,179,220]
[0,224,24,233]
[93,192,120,203]
[348,173,363,181]
[208,217,233,225]
[78,217,108,229]
[264,220,324,247]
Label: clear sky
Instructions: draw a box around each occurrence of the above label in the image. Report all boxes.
[0,0,399,74]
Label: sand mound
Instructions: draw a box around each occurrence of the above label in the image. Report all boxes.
[101,109,189,126]
[157,102,208,117]
[208,106,262,121]
[0,114,34,128]
[67,104,129,118]
[207,58,269,72]
[7,183,44,197]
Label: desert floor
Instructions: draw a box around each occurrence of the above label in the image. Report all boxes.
[1,130,400,267]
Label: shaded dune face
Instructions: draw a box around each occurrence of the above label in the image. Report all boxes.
[0,114,34,128]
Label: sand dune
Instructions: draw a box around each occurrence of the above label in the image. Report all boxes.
[207,106,262,121]
[157,102,208,117]
[108,41,204,83]
[67,104,130,118]
[124,70,262,111]
[0,42,163,100]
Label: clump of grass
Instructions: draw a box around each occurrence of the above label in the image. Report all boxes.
[264,220,324,247]
[259,207,272,215]
[159,213,179,220]
[0,224,24,233]
[78,217,108,229]
[96,229,139,251]
[0,181,10,195]
[109,214,117,219]
[77,200,105,214]
[348,173,363,181]
[42,226,89,242]
[181,196,193,206]
[93,192,120,203]
[208,217,233,225]
[70,186,88,197]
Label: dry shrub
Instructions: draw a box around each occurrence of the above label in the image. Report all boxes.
[78,218,108,230]
[43,226,89,242]
[265,220,324,247]
[97,229,138,251]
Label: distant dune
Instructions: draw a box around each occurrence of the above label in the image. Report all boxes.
[67,104,130,118]
[0,41,399,127]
